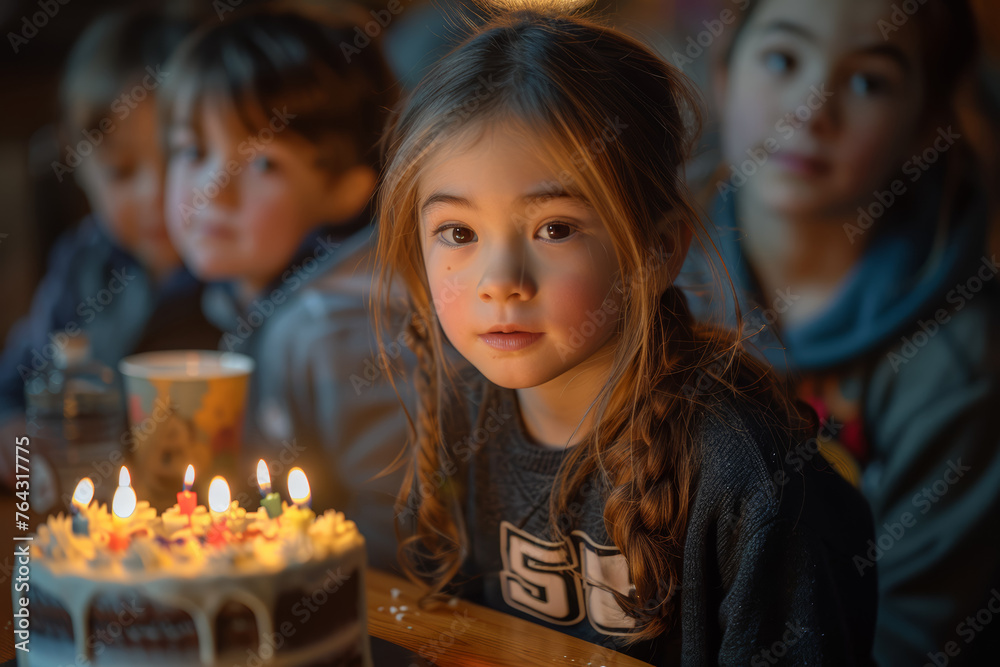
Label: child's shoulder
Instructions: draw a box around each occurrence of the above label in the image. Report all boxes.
[47,215,127,271]
[257,225,378,336]
[692,393,871,538]
[34,214,144,308]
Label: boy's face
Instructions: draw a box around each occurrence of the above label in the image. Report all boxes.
[418,125,622,390]
[721,0,927,218]
[164,97,348,294]
[75,98,179,278]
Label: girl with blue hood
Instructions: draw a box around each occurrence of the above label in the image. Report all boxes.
[681,0,1000,664]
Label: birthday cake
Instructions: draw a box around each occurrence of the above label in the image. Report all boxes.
[13,469,371,667]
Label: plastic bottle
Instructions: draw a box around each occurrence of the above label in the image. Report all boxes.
[24,334,126,515]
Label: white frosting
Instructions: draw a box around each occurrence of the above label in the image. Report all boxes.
[18,500,371,667]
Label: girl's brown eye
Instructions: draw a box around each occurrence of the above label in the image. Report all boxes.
[543,223,572,240]
[450,226,475,244]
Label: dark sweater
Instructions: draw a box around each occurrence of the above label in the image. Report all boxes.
[442,372,878,665]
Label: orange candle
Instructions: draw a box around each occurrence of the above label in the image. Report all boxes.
[177,464,197,516]
[110,467,136,551]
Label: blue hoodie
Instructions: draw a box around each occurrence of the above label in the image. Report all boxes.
[679,164,1000,666]
[0,216,219,421]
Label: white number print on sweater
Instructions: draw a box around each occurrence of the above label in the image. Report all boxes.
[499,520,636,635]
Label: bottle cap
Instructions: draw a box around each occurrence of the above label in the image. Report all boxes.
[53,334,91,369]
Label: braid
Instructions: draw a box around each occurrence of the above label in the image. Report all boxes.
[605,286,702,637]
[553,285,781,642]
[397,308,465,596]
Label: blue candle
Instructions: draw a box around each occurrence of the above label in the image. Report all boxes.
[71,478,95,536]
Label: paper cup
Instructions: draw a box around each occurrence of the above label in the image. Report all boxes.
[119,350,254,511]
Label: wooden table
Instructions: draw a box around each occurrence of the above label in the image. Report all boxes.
[0,492,649,666]
[367,568,650,666]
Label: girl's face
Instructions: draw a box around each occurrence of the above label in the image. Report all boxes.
[165,97,344,294]
[721,0,927,217]
[76,98,179,279]
[418,125,622,390]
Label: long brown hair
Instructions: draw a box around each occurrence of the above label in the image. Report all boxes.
[375,6,802,642]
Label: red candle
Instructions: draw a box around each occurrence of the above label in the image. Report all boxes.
[177,464,197,516]
[107,530,131,551]
[206,522,229,546]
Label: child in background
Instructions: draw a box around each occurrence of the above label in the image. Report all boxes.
[682,0,1000,663]
[162,4,410,568]
[375,8,877,664]
[0,9,218,482]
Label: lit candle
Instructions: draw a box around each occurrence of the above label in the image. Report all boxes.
[208,476,231,524]
[71,478,94,536]
[288,468,311,509]
[284,467,314,534]
[110,467,136,551]
[177,464,197,516]
[256,460,283,519]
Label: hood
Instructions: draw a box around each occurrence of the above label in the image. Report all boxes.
[679,164,990,372]
[201,205,375,338]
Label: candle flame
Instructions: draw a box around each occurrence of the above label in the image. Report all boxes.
[112,485,137,520]
[118,466,131,487]
[73,478,95,507]
[288,467,310,505]
[208,476,231,513]
[183,464,195,489]
[256,459,271,490]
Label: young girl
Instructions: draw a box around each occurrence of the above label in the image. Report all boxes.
[160,4,411,568]
[684,0,1000,664]
[375,7,877,664]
